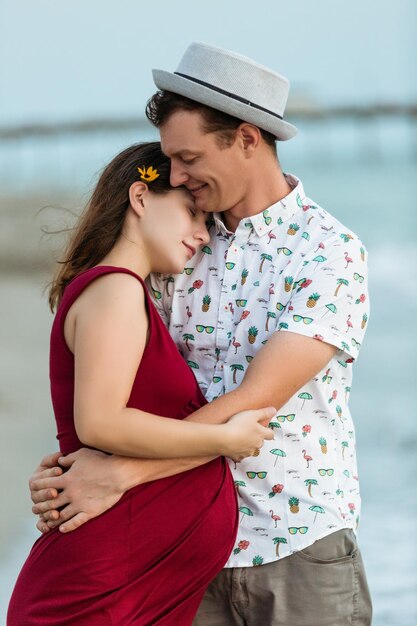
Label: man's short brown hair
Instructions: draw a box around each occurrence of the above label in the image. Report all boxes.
[146,90,277,153]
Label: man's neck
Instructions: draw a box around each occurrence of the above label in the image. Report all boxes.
[223,169,293,233]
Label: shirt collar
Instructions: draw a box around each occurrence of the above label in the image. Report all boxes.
[213,174,306,239]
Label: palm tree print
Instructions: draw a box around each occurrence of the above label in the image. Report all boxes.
[182,333,195,351]
[273,537,288,557]
[304,479,318,497]
[334,278,349,297]
[234,480,246,497]
[259,253,272,273]
[231,363,244,384]
[265,312,276,331]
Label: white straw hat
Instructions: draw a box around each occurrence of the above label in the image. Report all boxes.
[152,42,297,141]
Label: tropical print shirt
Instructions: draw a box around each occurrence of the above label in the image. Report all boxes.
[148,174,369,568]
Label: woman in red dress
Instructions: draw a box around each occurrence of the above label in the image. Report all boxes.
[7,143,274,625]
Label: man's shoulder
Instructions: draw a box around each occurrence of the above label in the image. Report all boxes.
[300,196,366,252]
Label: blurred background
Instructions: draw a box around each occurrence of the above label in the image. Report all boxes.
[1,1,416,623]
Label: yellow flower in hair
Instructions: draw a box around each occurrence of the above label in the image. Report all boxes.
[138,166,160,182]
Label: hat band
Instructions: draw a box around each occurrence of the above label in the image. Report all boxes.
[174,72,283,121]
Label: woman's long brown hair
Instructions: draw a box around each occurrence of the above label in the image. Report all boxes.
[48,142,172,311]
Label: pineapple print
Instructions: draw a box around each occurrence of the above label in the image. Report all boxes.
[361,313,368,329]
[248,326,258,345]
[202,295,211,312]
[253,555,264,566]
[289,497,300,514]
[284,276,294,292]
[319,437,327,454]
[241,268,249,285]
[287,223,300,236]
[306,293,320,308]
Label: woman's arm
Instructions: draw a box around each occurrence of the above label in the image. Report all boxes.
[70,272,272,459]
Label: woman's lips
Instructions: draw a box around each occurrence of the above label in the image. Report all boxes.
[183,242,196,258]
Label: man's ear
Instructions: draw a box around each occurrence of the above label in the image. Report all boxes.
[237,123,261,156]
[129,181,148,217]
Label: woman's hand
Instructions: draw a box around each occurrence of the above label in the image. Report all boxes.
[221,406,276,461]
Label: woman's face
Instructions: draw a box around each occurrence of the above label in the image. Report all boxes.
[142,187,210,274]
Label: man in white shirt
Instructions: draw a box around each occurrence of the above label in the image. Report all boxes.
[30,43,372,625]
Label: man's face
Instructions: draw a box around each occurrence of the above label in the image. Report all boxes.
[159,110,246,213]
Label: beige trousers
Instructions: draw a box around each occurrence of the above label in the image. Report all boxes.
[192,529,372,626]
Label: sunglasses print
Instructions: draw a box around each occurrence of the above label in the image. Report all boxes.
[246,471,268,479]
[353,273,364,283]
[276,414,296,422]
[183,267,194,275]
[235,299,248,307]
[318,468,334,476]
[277,247,292,256]
[288,527,308,535]
[196,325,215,334]
[293,315,313,324]
[351,337,361,348]
[225,262,236,270]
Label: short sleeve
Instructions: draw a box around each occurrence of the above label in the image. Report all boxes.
[145,273,171,328]
[277,236,369,361]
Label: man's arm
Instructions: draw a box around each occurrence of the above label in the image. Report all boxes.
[31,332,335,533]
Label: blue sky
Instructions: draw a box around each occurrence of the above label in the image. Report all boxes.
[1,0,416,125]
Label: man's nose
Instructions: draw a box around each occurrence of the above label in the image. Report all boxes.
[170,162,188,187]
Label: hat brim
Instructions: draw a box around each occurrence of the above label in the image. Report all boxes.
[152,69,297,141]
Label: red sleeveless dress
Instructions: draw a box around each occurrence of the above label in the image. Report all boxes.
[8,266,238,626]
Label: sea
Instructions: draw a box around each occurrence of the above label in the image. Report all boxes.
[0,117,416,624]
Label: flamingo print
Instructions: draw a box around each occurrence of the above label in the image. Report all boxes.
[344,251,353,269]
[232,336,241,355]
[269,283,275,301]
[346,314,353,333]
[269,510,281,528]
[185,306,192,324]
[228,302,235,314]
[302,449,313,469]
[267,231,277,244]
